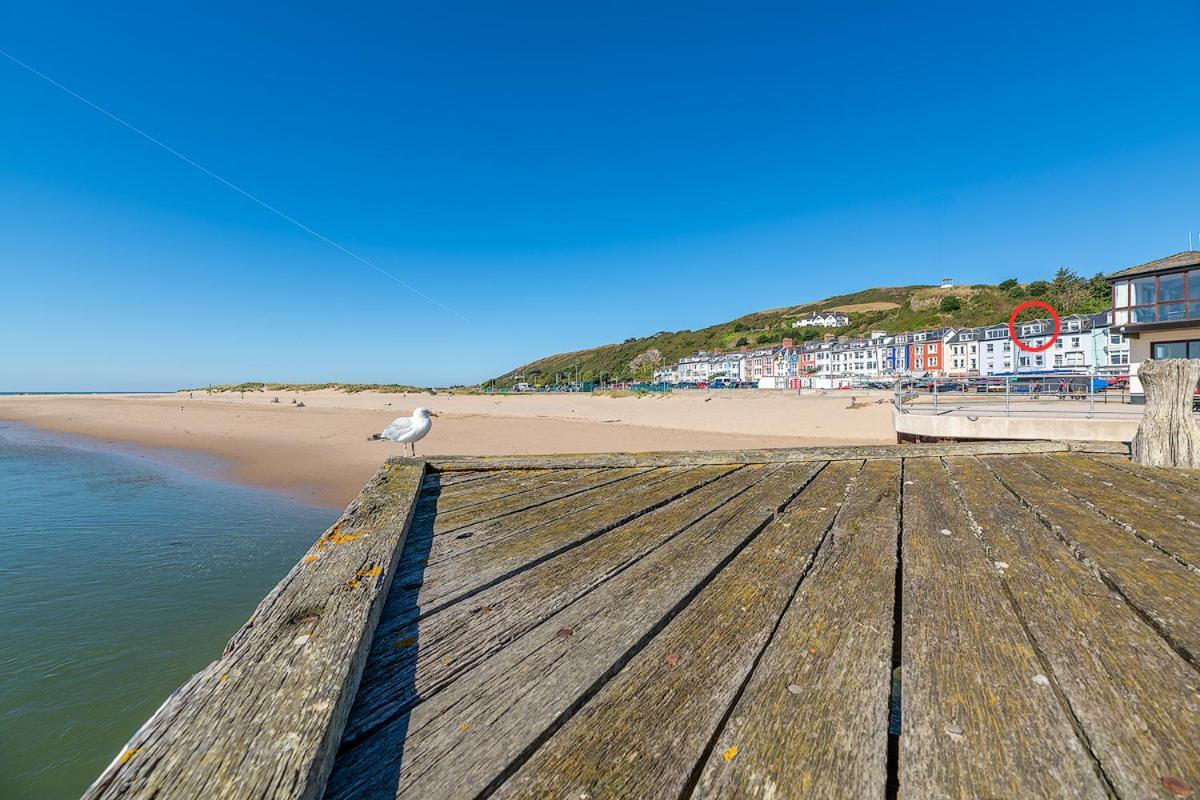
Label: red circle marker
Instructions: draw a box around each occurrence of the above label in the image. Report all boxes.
[1008,301,1060,353]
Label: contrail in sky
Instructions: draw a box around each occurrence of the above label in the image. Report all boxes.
[0,47,468,321]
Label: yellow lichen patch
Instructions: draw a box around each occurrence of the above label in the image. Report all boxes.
[218,673,230,682]
[356,566,383,578]
[723,745,738,762]
[328,533,360,545]
[303,554,318,564]
[459,722,471,732]
[346,578,362,590]
[118,748,143,765]
[394,636,417,649]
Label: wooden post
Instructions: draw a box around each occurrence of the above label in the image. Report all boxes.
[1130,358,1200,468]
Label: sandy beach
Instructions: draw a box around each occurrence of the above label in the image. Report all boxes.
[0,390,895,507]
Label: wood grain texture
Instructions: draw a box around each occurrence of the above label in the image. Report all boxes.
[414,468,558,514]
[325,461,847,800]
[490,464,860,800]
[1083,453,1200,495]
[1131,358,1200,467]
[418,468,662,566]
[427,467,642,534]
[984,455,1200,667]
[419,440,1127,471]
[381,465,733,628]
[945,455,1200,799]
[1022,454,1200,569]
[900,457,1107,800]
[83,461,426,800]
[339,464,780,749]
[696,459,899,799]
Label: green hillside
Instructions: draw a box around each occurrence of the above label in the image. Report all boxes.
[491,268,1111,386]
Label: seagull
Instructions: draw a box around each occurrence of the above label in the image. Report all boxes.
[375,407,438,456]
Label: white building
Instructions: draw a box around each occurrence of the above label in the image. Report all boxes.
[946,328,981,375]
[792,312,849,328]
[979,324,1016,375]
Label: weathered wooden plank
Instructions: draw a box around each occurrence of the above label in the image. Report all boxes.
[338,463,792,751]
[1056,453,1200,515]
[900,457,1107,799]
[946,456,1200,799]
[984,455,1200,666]
[490,465,867,800]
[84,461,426,800]
[1080,452,1200,498]
[694,459,900,799]
[388,465,734,618]
[415,467,562,514]
[419,440,1127,471]
[419,467,671,565]
[1022,454,1200,569]
[421,468,491,487]
[325,461,855,800]
[429,467,645,533]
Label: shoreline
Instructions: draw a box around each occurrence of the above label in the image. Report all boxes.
[0,390,895,507]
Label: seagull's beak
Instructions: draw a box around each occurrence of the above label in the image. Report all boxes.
[429,412,440,417]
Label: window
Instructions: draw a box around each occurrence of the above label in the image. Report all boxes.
[1071,337,1080,347]
[1160,274,1186,301]
[1113,282,1130,307]
[1110,334,1123,345]
[929,357,937,367]
[1151,340,1200,359]
[1112,270,1200,323]
[986,343,994,352]
[1055,339,1063,349]
[1133,277,1157,305]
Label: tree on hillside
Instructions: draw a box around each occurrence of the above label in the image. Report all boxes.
[1026,280,1051,297]
[998,278,1019,291]
[939,296,962,312]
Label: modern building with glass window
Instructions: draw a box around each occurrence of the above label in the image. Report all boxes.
[1107,251,1200,402]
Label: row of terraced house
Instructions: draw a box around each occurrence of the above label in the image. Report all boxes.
[655,311,1131,389]
[654,252,1200,403]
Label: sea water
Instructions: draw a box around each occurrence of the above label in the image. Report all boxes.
[0,422,339,798]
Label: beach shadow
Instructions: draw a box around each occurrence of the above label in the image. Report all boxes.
[327,470,441,799]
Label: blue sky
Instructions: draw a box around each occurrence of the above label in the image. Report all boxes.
[1,1,1198,389]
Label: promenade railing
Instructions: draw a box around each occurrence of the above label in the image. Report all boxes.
[893,370,1135,420]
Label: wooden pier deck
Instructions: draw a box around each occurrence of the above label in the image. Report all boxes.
[86,441,1200,800]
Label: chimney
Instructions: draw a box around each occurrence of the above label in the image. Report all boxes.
[823,333,836,342]
[739,345,748,352]
[782,338,794,348]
